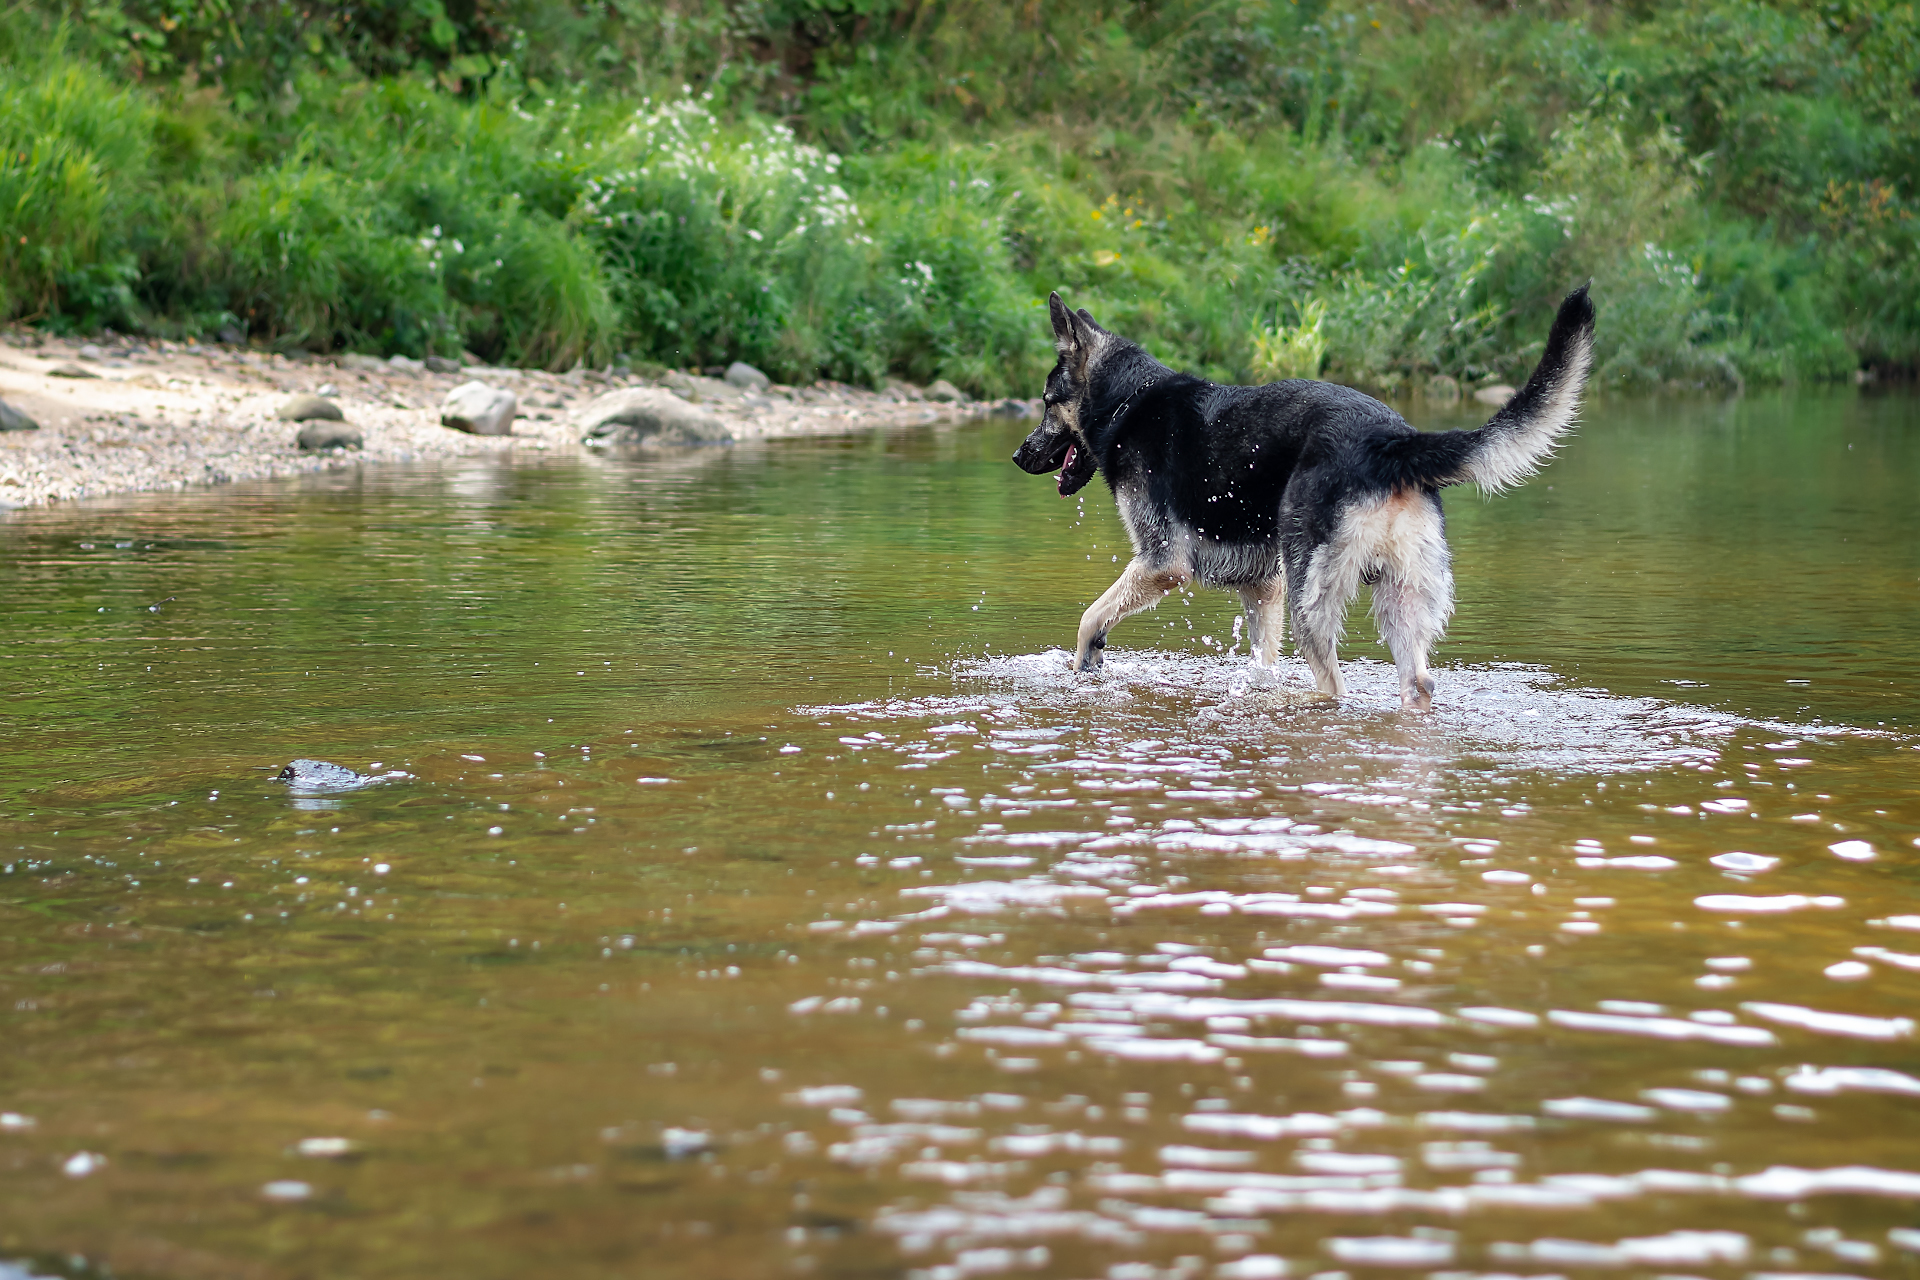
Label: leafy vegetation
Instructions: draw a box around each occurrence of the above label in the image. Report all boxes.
[2,0,1914,394]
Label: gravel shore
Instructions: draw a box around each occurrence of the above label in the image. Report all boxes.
[0,335,1024,510]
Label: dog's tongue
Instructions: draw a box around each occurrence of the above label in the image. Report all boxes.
[1057,443,1077,494]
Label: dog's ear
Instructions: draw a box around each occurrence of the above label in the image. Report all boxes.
[1049,292,1078,355]
[1075,308,1109,336]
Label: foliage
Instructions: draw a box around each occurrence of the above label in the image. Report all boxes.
[1,0,1915,387]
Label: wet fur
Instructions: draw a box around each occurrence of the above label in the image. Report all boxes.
[1013,287,1597,709]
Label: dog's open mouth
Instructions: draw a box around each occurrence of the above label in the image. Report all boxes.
[1056,441,1097,496]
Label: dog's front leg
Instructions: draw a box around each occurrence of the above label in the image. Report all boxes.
[1073,560,1192,672]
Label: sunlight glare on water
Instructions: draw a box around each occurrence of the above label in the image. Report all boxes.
[0,390,1916,1279]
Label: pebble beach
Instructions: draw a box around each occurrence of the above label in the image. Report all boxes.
[0,334,1021,510]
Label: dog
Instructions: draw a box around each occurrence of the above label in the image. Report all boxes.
[1012,286,1596,709]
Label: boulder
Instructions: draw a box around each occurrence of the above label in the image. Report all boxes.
[441,381,518,436]
[425,355,462,374]
[47,362,97,379]
[297,422,363,451]
[1472,383,1517,408]
[926,378,966,403]
[578,388,732,447]
[663,371,745,404]
[724,361,771,392]
[0,399,37,432]
[277,394,344,422]
[339,353,386,373]
[1425,374,1461,403]
[387,354,425,374]
[76,343,106,360]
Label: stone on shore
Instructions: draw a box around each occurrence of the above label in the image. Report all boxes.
[296,422,364,451]
[277,394,344,422]
[578,388,732,447]
[425,355,462,374]
[48,362,97,379]
[388,354,425,374]
[926,379,966,403]
[725,361,771,392]
[1474,383,1517,407]
[0,399,37,432]
[664,372,745,404]
[339,353,386,373]
[441,382,518,436]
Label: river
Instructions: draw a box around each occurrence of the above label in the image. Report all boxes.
[0,389,1916,1280]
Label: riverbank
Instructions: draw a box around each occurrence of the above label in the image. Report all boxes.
[0,334,1019,510]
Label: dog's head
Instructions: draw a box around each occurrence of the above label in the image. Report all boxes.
[1013,292,1108,496]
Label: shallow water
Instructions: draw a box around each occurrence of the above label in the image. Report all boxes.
[1,390,1917,1280]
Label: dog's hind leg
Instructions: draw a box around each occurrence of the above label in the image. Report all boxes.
[1369,497,1455,711]
[1287,543,1358,700]
[1074,559,1193,672]
[1238,577,1287,667]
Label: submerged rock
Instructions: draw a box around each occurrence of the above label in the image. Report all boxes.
[275,759,380,793]
[296,422,363,451]
[0,399,37,432]
[441,381,518,436]
[277,394,344,422]
[578,388,732,447]
[724,361,771,392]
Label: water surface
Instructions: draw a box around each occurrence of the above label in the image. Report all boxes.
[1,390,1917,1280]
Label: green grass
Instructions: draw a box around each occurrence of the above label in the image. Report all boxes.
[2,0,1914,392]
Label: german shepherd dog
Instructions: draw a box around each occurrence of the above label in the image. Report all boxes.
[1013,286,1596,710]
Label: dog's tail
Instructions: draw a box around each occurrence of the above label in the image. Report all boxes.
[1373,284,1596,493]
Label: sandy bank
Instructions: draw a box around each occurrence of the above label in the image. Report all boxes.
[0,335,1026,510]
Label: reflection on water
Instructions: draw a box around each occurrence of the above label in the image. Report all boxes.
[0,390,1917,1279]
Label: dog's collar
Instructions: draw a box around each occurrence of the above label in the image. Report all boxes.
[1100,376,1157,435]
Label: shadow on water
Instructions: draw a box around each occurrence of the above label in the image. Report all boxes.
[0,389,1916,1279]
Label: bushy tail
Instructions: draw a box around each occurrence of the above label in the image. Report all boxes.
[1374,284,1597,493]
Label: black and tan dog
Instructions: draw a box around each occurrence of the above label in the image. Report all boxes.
[1013,286,1596,709]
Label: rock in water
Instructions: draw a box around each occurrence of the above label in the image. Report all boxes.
[296,422,363,451]
[926,378,966,403]
[724,361,771,392]
[0,399,37,432]
[1473,383,1517,408]
[441,382,518,436]
[277,394,344,422]
[578,388,732,447]
[276,759,375,793]
[1426,374,1461,403]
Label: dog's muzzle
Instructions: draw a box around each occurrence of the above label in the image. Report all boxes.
[1012,418,1097,496]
